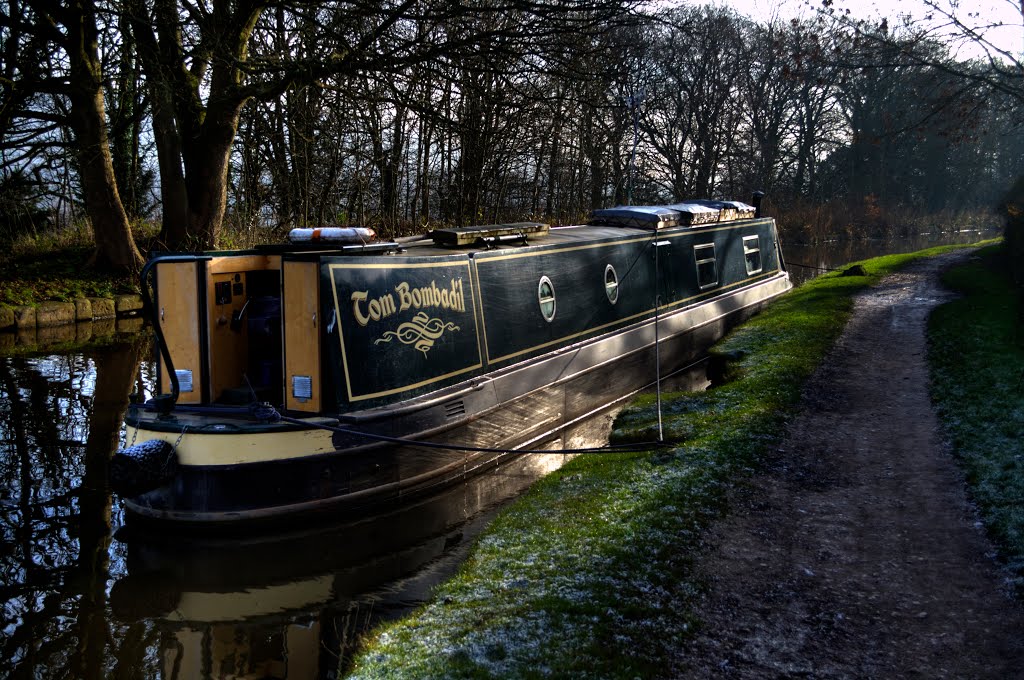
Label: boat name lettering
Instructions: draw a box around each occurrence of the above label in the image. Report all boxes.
[351,278,466,327]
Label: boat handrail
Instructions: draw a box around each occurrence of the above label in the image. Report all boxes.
[255,241,401,255]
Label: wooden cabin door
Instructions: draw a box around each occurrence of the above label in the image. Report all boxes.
[282,260,321,413]
[156,261,204,404]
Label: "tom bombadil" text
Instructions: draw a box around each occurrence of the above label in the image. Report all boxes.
[351,278,466,327]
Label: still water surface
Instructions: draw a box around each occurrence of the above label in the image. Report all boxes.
[782,229,998,284]
[0,230,1000,679]
[0,339,601,679]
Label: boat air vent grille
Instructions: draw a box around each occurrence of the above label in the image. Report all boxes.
[175,369,194,393]
[292,375,313,402]
[444,400,467,418]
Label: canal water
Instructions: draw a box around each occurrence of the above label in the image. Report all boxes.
[0,229,1001,679]
[0,339,607,679]
[782,228,998,284]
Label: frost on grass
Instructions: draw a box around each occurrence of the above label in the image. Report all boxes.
[354,415,775,675]
[350,451,724,679]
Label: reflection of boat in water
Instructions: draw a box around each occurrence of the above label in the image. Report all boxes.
[110,453,574,679]
[112,199,790,526]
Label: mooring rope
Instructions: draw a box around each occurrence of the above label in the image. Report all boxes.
[787,261,841,272]
[274,411,668,455]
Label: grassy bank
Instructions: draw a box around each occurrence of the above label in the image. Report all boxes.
[347,244,984,678]
[0,227,141,308]
[928,244,1024,591]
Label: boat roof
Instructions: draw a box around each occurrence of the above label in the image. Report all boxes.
[228,202,763,260]
[405,223,635,255]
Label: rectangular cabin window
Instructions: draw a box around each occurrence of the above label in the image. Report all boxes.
[743,235,762,275]
[694,243,718,289]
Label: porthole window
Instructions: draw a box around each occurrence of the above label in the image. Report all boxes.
[694,243,718,289]
[538,276,556,322]
[743,235,762,275]
[604,264,619,304]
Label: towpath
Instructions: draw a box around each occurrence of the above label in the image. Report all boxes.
[674,251,1024,678]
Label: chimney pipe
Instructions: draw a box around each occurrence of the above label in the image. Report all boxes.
[751,191,765,218]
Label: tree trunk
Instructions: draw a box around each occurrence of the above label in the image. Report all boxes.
[417,85,434,224]
[67,0,144,272]
[149,81,190,247]
[185,96,244,249]
[128,0,263,250]
[126,0,189,247]
[544,92,564,220]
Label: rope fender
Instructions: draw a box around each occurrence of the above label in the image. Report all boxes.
[110,439,177,497]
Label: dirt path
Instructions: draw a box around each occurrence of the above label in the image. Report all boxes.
[675,252,1024,678]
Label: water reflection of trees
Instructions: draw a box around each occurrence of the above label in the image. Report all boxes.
[0,340,157,679]
[0,335,602,678]
[783,229,1000,285]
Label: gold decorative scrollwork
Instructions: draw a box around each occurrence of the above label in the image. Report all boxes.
[374,311,460,357]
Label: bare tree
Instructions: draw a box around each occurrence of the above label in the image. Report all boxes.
[640,6,746,200]
[737,19,802,196]
[3,0,640,260]
[123,0,640,248]
[1,0,145,271]
[820,0,1023,268]
[822,0,1022,102]
[787,19,845,199]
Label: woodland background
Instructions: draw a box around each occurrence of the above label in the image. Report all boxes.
[1,0,1022,272]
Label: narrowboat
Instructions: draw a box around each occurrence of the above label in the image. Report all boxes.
[112,198,791,526]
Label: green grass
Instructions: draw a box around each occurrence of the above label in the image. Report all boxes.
[0,226,143,307]
[928,244,1024,590]
[0,247,138,307]
[347,244,986,679]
